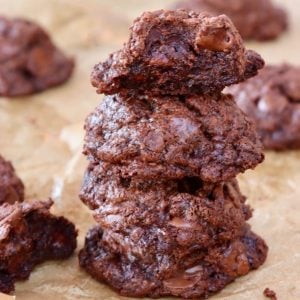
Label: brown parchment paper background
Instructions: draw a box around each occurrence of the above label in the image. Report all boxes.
[0,0,299,299]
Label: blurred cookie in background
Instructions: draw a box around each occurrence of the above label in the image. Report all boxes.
[0,199,77,294]
[226,64,300,150]
[0,16,74,97]
[172,0,288,41]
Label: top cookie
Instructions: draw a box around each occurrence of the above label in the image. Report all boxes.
[0,16,74,97]
[0,199,77,294]
[172,0,288,41]
[91,10,264,96]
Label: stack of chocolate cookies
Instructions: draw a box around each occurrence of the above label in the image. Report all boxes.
[79,10,268,299]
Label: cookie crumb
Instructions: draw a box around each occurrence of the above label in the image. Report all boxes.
[264,288,277,300]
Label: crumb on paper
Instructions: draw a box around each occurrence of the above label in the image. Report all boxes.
[264,288,277,300]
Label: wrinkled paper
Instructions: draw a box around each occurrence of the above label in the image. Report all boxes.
[0,0,299,299]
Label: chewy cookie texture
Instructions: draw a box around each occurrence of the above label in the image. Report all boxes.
[172,0,288,41]
[84,93,263,182]
[227,64,300,151]
[0,16,74,97]
[80,10,268,299]
[91,10,263,96]
[0,156,77,294]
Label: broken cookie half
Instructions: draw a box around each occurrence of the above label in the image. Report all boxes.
[0,200,77,294]
[0,155,77,294]
[91,10,263,96]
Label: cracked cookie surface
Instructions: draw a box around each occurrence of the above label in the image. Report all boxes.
[84,93,263,182]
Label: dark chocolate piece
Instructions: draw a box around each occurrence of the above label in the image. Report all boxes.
[263,288,277,300]
[0,156,24,204]
[0,200,77,293]
[172,0,288,41]
[0,16,74,97]
[227,64,300,150]
[91,10,263,96]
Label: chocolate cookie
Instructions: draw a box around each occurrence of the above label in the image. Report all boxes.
[79,226,267,299]
[91,10,263,96]
[81,163,252,251]
[84,93,263,182]
[172,0,288,41]
[227,64,300,150]
[0,199,77,294]
[0,156,24,204]
[79,161,267,299]
[0,16,74,97]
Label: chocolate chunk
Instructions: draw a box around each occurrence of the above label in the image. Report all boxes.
[0,16,74,97]
[227,64,300,150]
[172,0,288,41]
[0,156,24,204]
[91,10,263,96]
[84,93,263,182]
[0,199,77,294]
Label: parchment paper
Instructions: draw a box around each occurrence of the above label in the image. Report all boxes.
[0,0,299,299]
